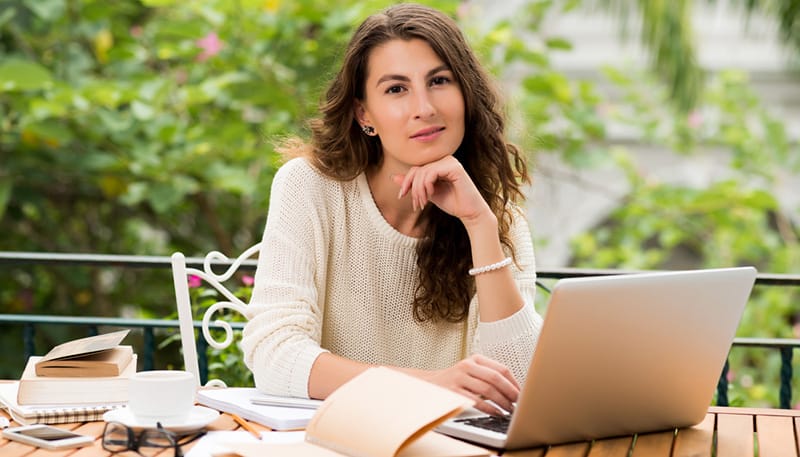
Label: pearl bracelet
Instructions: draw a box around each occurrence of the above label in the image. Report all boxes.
[469,257,512,276]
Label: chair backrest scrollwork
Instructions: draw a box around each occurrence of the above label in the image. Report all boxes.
[170,243,260,387]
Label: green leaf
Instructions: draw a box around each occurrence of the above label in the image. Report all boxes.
[147,181,185,213]
[24,0,66,21]
[0,59,54,92]
[96,109,133,133]
[131,100,155,120]
[23,120,74,146]
[0,181,11,221]
[544,37,573,51]
[206,164,256,194]
[0,6,17,28]
[140,0,178,6]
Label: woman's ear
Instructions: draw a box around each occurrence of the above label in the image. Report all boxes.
[354,101,369,126]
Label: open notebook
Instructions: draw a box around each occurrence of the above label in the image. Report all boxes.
[437,267,757,450]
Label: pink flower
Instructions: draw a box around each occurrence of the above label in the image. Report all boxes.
[242,275,255,287]
[174,68,188,85]
[130,26,143,38]
[196,32,223,62]
[687,110,703,129]
[188,275,202,288]
[456,3,471,19]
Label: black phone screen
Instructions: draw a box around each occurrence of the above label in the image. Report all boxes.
[16,427,82,441]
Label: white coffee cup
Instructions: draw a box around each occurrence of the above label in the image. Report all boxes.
[128,370,196,424]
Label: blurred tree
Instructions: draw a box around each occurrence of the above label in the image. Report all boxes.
[584,0,799,111]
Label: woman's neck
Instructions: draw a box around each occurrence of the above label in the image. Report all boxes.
[366,166,426,238]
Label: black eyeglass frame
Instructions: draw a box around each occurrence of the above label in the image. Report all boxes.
[102,421,205,457]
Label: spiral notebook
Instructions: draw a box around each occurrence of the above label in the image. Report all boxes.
[0,382,124,425]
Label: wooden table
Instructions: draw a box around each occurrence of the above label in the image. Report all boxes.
[0,408,271,457]
[505,406,800,457]
[2,406,800,456]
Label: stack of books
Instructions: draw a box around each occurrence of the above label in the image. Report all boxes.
[0,330,136,424]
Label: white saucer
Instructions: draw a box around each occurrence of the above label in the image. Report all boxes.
[103,406,220,433]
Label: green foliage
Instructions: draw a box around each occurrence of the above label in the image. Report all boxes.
[0,0,457,318]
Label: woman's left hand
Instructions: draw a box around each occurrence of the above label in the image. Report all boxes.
[393,156,491,224]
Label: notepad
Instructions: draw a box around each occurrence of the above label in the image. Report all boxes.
[196,388,317,431]
[0,382,124,425]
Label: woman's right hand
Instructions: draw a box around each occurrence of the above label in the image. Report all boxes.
[425,354,519,415]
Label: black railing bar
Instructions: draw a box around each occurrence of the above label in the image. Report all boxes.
[733,337,800,348]
[1,252,798,286]
[0,252,258,270]
[0,314,245,330]
[0,315,794,351]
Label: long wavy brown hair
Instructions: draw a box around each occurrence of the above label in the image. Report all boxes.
[280,3,530,323]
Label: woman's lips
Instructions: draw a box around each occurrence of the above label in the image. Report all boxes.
[411,126,445,141]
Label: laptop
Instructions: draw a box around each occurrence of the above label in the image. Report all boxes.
[437,266,757,450]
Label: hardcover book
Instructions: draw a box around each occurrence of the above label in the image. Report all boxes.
[18,354,136,405]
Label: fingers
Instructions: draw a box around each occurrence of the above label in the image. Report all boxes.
[458,356,518,414]
[431,355,518,415]
[473,354,520,391]
[396,166,433,212]
[427,355,519,416]
[396,163,454,212]
[474,397,511,416]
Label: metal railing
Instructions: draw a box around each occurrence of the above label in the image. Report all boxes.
[1,251,799,406]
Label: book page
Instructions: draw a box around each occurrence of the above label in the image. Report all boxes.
[305,367,474,457]
[39,329,130,362]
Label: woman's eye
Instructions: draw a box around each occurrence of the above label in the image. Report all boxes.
[430,76,450,86]
[385,85,405,94]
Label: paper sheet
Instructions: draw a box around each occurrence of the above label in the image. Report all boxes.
[185,430,306,457]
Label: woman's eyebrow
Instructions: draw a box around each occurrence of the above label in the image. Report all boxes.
[374,65,451,87]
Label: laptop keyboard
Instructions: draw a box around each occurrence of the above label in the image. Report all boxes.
[455,415,511,434]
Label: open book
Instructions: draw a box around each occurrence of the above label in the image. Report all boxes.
[34,329,133,377]
[222,367,491,457]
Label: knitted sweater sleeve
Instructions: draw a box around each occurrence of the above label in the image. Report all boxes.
[470,208,544,385]
[241,159,329,398]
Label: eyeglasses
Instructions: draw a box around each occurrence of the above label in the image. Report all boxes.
[102,421,205,457]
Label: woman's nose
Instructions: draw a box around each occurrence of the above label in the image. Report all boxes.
[413,91,436,119]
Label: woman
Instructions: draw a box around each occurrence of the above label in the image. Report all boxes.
[241,3,542,415]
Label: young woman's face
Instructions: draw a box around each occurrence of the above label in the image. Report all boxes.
[356,38,465,171]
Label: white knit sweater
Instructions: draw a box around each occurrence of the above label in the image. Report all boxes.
[241,158,543,398]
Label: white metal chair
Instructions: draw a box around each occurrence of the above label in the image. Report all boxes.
[170,243,261,387]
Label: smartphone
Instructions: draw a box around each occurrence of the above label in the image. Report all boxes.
[2,424,94,450]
